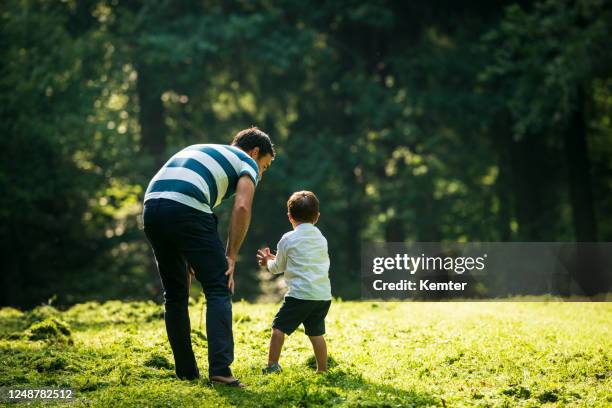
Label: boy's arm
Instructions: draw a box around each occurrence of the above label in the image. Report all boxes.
[267,238,288,275]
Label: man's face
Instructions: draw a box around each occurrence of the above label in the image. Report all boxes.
[255,153,273,180]
[246,147,274,181]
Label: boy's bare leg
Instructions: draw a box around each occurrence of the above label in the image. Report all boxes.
[308,335,327,372]
[267,328,285,365]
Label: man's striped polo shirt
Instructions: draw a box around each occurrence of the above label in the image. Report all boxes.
[144,144,259,214]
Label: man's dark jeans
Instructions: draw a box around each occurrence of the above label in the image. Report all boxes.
[143,198,233,379]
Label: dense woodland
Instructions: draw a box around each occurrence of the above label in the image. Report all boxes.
[1,0,611,307]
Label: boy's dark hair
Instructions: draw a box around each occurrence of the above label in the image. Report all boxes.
[231,127,275,157]
[287,191,319,223]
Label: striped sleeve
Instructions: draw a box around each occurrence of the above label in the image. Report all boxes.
[222,145,259,186]
[239,160,258,185]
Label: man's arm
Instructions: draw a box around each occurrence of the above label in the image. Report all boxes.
[224,175,256,294]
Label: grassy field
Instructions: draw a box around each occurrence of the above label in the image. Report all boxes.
[0,299,610,407]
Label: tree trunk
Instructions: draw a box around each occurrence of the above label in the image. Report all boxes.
[492,119,514,241]
[509,134,559,241]
[136,64,167,297]
[385,216,405,242]
[563,89,603,296]
[136,65,167,171]
[414,176,442,242]
[563,90,598,242]
[0,222,24,307]
[344,168,365,298]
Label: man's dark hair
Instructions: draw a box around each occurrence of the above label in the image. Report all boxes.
[231,127,275,157]
[287,191,319,223]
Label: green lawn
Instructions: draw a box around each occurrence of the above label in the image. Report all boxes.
[0,300,610,407]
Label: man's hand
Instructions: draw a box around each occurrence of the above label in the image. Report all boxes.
[225,256,236,295]
[256,247,276,268]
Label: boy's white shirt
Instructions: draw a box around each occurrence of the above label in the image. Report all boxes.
[267,223,332,301]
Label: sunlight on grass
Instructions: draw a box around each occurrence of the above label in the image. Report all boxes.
[1,301,610,407]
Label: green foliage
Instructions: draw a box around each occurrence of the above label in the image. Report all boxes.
[25,317,73,344]
[481,0,612,136]
[31,354,69,373]
[0,300,611,406]
[25,305,61,324]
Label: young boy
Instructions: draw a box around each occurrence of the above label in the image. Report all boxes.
[256,191,332,374]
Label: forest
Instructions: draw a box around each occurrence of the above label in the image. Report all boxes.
[1,0,611,307]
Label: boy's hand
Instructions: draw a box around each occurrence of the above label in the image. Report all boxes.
[256,247,276,268]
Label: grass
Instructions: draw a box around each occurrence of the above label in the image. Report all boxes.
[0,299,610,407]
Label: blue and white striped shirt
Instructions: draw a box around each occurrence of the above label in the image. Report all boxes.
[144,144,259,213]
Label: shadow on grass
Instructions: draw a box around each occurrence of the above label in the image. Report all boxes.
[211,367,440,407]
[1,336,439,406]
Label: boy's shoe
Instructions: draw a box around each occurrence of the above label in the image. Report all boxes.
[262,363,282,374]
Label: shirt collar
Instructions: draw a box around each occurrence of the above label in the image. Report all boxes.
[295,222,314,231]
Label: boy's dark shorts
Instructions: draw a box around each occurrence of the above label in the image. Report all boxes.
[272,296,331,336]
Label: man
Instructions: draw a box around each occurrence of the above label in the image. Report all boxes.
[142,127,274,386]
